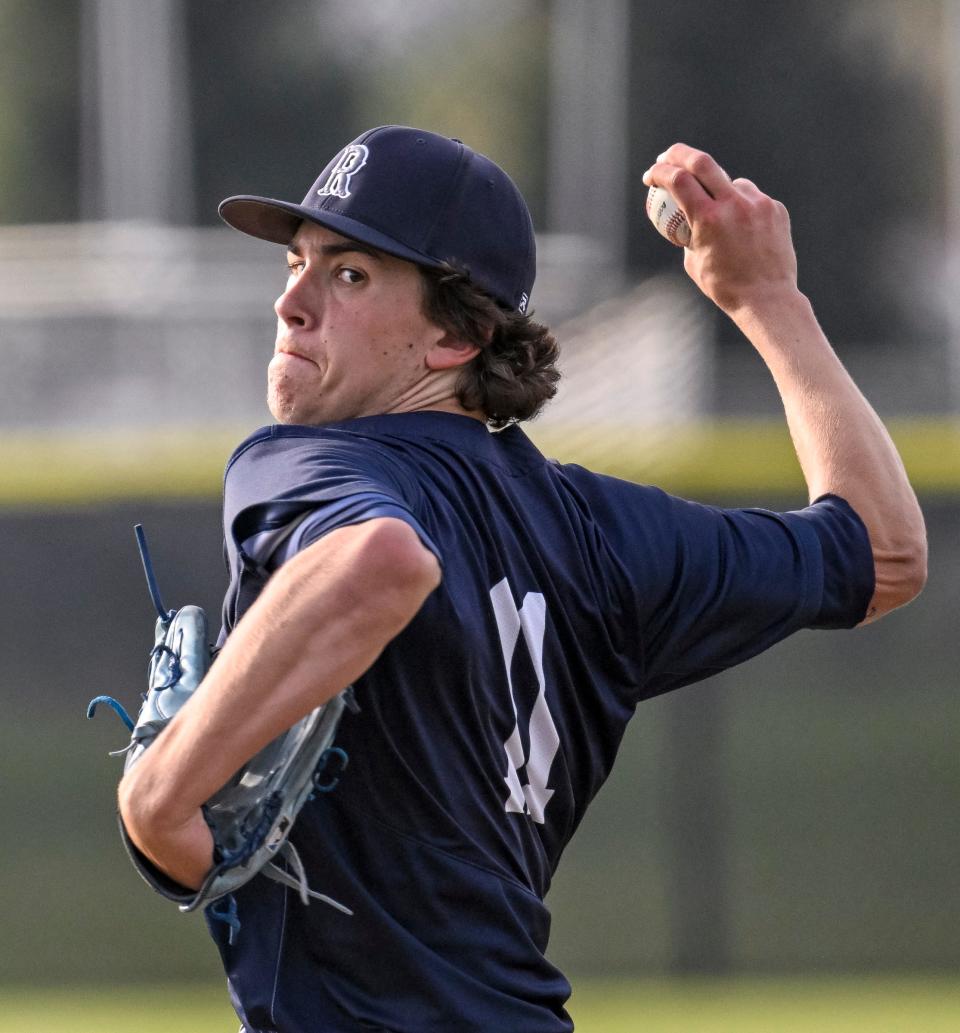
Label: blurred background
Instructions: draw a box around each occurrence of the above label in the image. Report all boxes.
[1,0,958,1029]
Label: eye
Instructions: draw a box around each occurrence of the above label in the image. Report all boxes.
[337,267,365,285]
[285,260,304,278]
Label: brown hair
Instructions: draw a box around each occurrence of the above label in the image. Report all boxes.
[419,264,561,429]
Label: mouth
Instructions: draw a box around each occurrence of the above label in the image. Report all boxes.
[275,347,316,366]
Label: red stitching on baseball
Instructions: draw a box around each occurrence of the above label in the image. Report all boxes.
[666,210,688,244]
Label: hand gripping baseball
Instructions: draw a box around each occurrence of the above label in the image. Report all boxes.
[642,143,799,317]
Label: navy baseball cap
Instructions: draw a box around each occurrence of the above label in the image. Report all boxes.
[218,125,536,313]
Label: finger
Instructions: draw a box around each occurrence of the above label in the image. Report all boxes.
[732,178,791,225]
[731,177,761,197]
[654,143,732,200]
[642,160,713,220]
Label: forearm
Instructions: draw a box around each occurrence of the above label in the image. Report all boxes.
[642,144,926,619]
[731,289,927,619]
[118,518,440,885]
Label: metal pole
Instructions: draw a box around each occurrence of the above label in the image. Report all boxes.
[79,0,194,223]
[547,0,630,275]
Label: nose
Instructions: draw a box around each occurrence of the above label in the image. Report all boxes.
[274,270,315,329]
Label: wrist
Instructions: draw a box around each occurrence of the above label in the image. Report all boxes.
[723,285,813,333]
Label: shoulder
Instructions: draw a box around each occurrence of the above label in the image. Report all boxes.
[226,423,415,498]
[553,463,683,539]
[222,423,426,550]
[226,423,397,473]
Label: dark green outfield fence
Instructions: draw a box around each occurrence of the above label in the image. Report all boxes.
[1,496,956,985]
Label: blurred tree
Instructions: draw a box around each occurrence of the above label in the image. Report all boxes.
[0,0,80,223]
[625,0,944,346]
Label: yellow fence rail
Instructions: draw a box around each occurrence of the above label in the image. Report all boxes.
[2,419,958,506]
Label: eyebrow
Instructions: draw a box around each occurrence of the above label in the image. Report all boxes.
[286,240,384,261]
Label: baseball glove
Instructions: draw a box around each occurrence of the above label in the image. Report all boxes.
[88,524,355,930]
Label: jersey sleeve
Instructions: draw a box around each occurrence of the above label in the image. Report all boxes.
[224,428,441,572]
[257,493,441,571]
[627,491,875,698]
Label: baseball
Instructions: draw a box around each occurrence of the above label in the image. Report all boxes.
[645,186,691,248]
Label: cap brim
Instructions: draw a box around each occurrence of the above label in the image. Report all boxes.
[218,195,447,273]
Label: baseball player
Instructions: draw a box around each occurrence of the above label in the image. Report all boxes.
[117,126,926,1032]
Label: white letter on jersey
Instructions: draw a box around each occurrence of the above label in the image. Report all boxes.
[490,578,560,824]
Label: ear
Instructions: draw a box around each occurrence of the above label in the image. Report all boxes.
[425,333,481,371]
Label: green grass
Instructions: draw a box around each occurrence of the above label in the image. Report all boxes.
[1,977,958,1033]
[0,984,237,1033]
[567,977,960,1032]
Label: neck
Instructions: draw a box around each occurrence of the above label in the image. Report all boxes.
[385,370,485,422]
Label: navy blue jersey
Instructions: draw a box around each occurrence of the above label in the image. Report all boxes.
[211,411,874,1033]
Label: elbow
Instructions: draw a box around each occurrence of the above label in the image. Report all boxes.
[117,759,181,848]
[117,770,151,856]
[865,531,928,622]
[117,764,160,842]
[117,762,212,890]
[890,545,928,609]
[906,534,929,599]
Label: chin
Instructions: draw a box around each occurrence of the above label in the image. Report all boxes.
[268,394,339,427]
[267,375,310,423]
[268,379,366,426]
[268,390,305,425]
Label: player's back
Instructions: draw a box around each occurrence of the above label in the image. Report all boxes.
[216,410,872,1033]
[218,411,656,1032]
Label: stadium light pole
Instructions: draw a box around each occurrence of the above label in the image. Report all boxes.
[547,0,630,280]
[79,0,194,223]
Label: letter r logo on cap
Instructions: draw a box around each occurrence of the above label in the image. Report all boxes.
[317,144,369,199]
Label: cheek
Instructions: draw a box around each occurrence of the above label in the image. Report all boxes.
[374,337,427,378]
[377,312,436,362]
[370,287,434,344]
